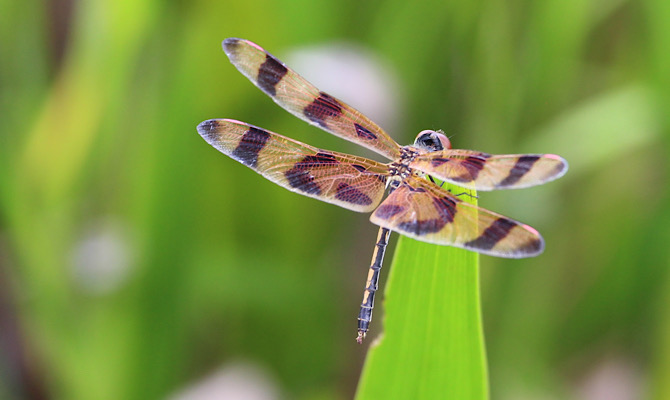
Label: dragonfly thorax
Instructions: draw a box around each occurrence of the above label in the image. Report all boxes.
[413,130,451,152]
[387,161,414,182]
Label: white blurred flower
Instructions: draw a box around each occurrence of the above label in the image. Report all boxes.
[71,218,134,295]
[168,362,280,400]
[575,356,643,400]
[286,41,403,136]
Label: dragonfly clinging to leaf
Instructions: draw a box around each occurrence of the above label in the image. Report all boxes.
[197,38,568,343]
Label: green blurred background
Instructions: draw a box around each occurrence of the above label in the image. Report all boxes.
[1,0,669,399]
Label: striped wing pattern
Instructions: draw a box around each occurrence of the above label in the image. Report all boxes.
[410,150,568,191]
[198,119,389,212]
[370,175,544,258]
[222,38,402,160]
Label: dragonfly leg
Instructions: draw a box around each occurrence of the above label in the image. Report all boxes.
[428,175,445,187]
[428,175,479,199]
[452,191,478,199]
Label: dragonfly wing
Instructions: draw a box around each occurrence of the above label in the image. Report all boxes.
[370,176,544,258]
[198,119,389,212]
[410,150,568,191]
[222,38,402,160]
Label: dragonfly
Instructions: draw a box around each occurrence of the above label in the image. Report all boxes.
[197,38,568,343]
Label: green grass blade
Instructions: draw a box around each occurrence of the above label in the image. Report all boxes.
[356,186,488,400]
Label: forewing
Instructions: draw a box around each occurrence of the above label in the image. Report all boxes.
[197,119,389,212]
[222,38,402,160]
[410,150,568,191]
[370,176,544,257]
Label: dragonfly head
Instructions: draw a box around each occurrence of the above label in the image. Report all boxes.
[413,130,451,152]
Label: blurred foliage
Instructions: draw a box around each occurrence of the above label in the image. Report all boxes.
[1,0,669,399]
